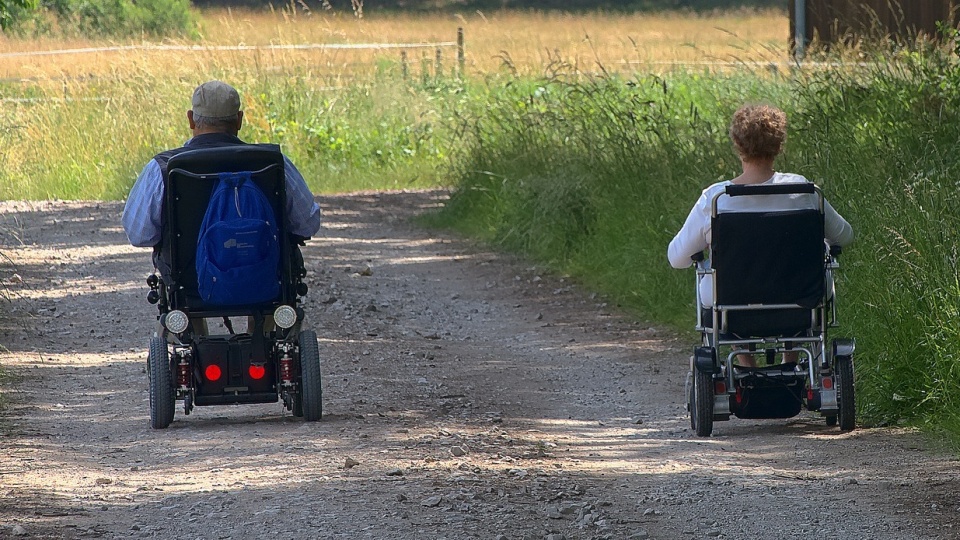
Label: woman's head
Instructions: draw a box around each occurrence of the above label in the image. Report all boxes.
[729,104,787,163]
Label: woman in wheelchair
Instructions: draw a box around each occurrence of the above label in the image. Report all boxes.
[668,104,853,280]
[668,103,853,358]
[667,104,857,435]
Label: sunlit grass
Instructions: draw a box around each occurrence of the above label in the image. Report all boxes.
[0,8,788,79]
[0,7,788,200]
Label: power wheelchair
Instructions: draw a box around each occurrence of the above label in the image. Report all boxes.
[685,183,855,437]
[143,145,321,429]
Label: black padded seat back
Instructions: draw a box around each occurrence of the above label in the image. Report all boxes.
[164,145,290,312]
[712,209,825,337]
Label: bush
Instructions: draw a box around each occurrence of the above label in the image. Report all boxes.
[10,0,195,37]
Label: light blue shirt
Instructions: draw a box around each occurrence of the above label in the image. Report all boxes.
[122,153,321,247]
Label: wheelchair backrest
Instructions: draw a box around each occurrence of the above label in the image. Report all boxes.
[163,145,291,312]
[710,183,826,336]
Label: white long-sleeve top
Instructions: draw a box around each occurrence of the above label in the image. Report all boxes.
[667,172,854,269]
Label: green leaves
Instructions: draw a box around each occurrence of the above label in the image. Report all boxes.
[0,0,38,30]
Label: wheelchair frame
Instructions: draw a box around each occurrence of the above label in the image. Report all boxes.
[143,145,321,429]
[687,183,856,437]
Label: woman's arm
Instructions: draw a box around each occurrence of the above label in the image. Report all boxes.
[824,200,854,247]
[667,191,711,268]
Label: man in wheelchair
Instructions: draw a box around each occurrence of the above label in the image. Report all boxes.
[667,104,855,436]
[121,81,323,428]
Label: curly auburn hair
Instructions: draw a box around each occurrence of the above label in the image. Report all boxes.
[728,104,787,162]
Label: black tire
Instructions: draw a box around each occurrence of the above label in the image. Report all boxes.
[148,337,175,429]
[692,368,714,437]
[825,414,838,427]
[299,330,322,422]
[836,355,855,431]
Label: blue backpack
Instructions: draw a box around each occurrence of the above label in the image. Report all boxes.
[196,172,281,305]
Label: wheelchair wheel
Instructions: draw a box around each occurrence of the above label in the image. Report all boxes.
[298,330,323,422]
[691,369,714,437]
[835,354,855,431]
[148,337,175,429]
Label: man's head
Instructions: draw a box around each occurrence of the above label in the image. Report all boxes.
[187,80,243,135]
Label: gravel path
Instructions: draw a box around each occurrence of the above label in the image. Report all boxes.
[0,191,957,540]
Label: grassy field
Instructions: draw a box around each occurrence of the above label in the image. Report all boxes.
[0,7,789,200]
[0,8,788,79]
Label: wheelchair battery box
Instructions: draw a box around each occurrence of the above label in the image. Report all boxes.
[731,374,804,420]
[193,334,277,405]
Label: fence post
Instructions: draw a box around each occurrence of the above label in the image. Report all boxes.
[435,47,443,79]
[421,50,430,84]
[457,27,465,79]
[401,50,408,80]
[793,0,806,60]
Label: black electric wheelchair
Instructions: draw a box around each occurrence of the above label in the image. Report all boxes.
[686,183,855,437]
[143,145,321,429]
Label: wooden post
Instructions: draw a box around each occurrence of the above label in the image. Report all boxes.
[457,27,465,79]
[421,50,429,84]
[401,50,408,80]
[793,0,806,60]
[435,47,443,79]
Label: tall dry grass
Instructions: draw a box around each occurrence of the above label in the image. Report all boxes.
[0,8,788,80]
[0,7,790,200]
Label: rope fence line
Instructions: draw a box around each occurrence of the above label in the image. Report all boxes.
[619,60,871,68]
[0,88,355,103]
[0,41,457,58]
[0,28,468,80]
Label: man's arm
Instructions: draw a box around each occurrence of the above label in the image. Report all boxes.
[282,155,322,238]
[121,160,164,247]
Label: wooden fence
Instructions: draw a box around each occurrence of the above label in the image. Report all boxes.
[790,0,958,54]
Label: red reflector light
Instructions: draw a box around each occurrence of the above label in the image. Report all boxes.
[822,377,834,390]
[249,364,266,380]
[204,364,222,381]
[714,381,727,394]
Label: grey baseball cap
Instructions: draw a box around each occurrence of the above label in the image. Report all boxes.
[191,80,241,118]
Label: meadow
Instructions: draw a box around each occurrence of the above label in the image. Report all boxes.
[0,7,786,198]
[4,7,960,443]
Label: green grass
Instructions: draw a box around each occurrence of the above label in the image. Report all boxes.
[429,70,792,327]
[0,72,463,199]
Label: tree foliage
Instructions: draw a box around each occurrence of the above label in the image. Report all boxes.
[0,0,38,29]
[3,0,194,36]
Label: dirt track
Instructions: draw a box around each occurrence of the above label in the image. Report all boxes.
[1,191,959,540]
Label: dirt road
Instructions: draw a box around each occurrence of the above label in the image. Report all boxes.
[0,191,958,540]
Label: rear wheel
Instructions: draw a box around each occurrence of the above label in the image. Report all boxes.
[298,330,322,422]
[148,337,175,429]
[691,368,714,437]
[836,355,855,431]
